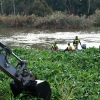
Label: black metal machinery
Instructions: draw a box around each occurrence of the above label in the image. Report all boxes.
[0,42,51,100]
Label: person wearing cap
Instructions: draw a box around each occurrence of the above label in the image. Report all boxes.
[51,42,58,51]
[73,36,81,50]
[64,43,72,52]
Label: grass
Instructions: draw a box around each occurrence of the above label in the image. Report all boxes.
[0,47,100,100]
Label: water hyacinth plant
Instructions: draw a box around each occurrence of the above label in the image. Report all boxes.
[0,47,100,100]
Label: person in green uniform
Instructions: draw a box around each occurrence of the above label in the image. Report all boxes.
[64,43,72,52]
[73,36,81,50]
[51,42,58,51]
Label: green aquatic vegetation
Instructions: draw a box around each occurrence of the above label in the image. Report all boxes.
[0,47,100,100]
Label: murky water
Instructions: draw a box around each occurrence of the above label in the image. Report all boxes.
[0,27,100,50]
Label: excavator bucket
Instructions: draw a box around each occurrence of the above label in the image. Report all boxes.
[35,80,51,100]
[10,80,51,100]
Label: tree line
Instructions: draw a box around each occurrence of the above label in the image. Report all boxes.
[0,0,100,17]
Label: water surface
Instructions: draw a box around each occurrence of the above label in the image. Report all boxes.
[0,27,100,50]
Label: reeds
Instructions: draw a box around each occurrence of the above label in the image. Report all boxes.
[0,10,100,29]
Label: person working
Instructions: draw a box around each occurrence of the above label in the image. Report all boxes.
[51,42,58,51]
[64,43,72,52]
[73,36,81,50]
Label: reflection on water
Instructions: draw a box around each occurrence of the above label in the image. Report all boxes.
[0,27,100,50]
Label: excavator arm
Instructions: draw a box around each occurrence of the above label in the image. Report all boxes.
[0,42,51,100]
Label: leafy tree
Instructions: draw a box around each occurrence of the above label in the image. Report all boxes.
[45,0,66,11]
[15,1,25,15]
[0,0,3,15]
[2,0,13,15]
[28,0,53,16]
[95,0,100,9]
[0,0,100,16]
[45,0,100,16]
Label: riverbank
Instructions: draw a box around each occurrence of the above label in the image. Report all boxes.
[0,10,100,29]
